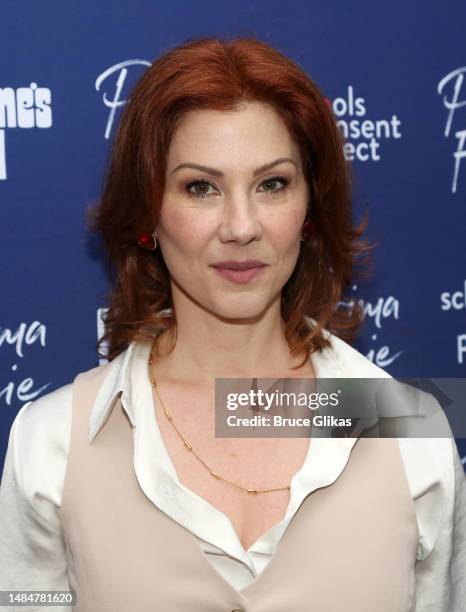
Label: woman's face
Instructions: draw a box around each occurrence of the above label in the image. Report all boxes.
[156,101,310,320]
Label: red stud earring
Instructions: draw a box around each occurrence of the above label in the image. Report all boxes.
[300,219,313,242]
[137,231,158,250]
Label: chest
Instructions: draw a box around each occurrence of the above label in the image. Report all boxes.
[152,385,311,551]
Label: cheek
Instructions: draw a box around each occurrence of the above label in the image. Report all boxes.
[267,209,303,254]
[158,207,213,261]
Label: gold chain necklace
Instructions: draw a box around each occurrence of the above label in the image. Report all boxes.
[148,348,290,494]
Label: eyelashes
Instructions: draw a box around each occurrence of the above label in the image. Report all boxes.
[185,175,290,199]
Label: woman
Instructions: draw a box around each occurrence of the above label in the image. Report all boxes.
[0,36,464,611]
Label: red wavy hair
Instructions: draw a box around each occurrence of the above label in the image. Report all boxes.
[87,35,372,365]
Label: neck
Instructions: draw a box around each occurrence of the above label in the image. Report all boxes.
[151,301,312,385]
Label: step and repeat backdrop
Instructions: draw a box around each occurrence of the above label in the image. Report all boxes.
[0,1,465,472]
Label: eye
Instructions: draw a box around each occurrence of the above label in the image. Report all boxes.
[185,178,216,198]
[185,175,289,199]
[259,175,289,194]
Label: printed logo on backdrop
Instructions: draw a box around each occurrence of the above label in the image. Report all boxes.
[440,279,466,364]
[0,83,52,180]
[437,67,466,193]
[0,321,50,408]
[326,86,402,162]
[338,285,403,367]
[95,60,151,140]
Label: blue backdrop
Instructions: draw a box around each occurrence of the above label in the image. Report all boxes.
[0,1,465,473]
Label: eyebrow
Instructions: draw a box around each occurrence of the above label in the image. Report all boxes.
[171,157,298,177]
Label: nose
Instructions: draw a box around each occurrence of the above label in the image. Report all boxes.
[218,192,262,245]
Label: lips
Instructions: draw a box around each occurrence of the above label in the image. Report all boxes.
[211,260,267,270]
[210,261,268,284]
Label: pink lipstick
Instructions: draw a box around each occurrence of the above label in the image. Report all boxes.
[210,260,268,284]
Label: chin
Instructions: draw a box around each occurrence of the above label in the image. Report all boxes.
[206,295,272,322]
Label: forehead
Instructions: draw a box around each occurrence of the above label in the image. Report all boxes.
[166,101,301,169]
